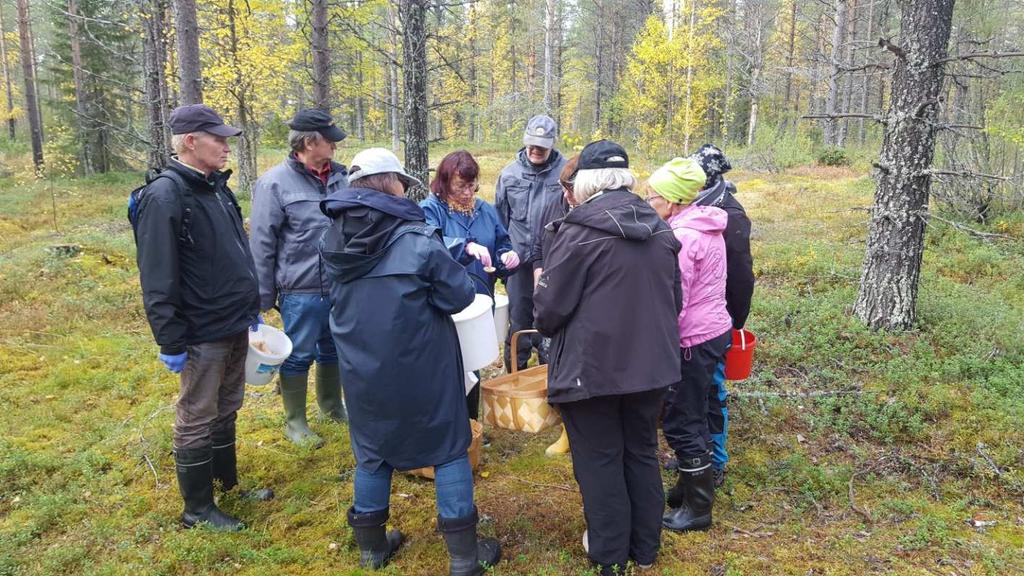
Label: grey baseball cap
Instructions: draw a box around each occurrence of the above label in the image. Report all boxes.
[523,114,557,149]
[348,148,422,189]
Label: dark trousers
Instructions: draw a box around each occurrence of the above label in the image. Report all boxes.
[173,332,248,450]
[503,266,546,371]
[559,388,666,568]
[662,331,731,460]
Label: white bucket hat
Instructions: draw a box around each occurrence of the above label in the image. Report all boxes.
[348,148,422,189]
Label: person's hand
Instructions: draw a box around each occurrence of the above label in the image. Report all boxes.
[465,242,493,268]
[500,250,520,270]
[250,314,264,332]
[159,352,188,373]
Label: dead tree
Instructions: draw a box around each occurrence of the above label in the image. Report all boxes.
[0,3,16,140]
[174,0,203,104]
[399,0,428,201]
[853,0,956,331]
[310,0,331,112]
[15,0,42,169]
[823,0,849,147]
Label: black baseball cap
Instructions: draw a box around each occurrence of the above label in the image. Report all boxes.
[578,139,629,170]
[169,104,242,137]
[288,109,346,142]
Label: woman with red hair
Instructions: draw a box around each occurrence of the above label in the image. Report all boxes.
[421,150,520,296]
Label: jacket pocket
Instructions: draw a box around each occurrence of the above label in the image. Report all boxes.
[505,184,531,221]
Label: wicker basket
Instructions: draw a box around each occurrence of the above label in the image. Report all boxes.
[480,330,561,433]
[407,419,484,480]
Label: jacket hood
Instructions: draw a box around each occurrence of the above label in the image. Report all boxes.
[516,147,563,174]
[563,189,664,241]
[320,187,427,282]
[669,204,728,234]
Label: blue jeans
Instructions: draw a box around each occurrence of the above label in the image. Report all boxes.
[708,360,729,469]
[353,455,475,520]
[279,293,337,376]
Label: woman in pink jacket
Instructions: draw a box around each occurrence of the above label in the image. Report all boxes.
[644,157,732,533]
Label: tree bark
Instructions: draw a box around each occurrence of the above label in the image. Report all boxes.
[858,0,875,143]
[143,0,171,169]
[355,51,365,141]
[67,0,95,175]
[400,0,428,201]
[543,0,556,113]
[837,0,858,147]
[15,0,41,169]
[854,0,956,331]
[0,4,16,140]
[824,0,848,147]
[782,0,797,113]
[682,0,696,151]
[310,0,331,112]
[174,0,203,104]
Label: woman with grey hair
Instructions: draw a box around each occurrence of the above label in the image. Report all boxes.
[534,140,682,575]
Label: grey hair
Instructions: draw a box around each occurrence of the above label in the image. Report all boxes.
[288,129,324,153]
[351,172,400,193]
[573,168,637,203]
[171,133,188,155]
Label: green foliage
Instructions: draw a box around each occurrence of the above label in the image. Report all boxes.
[817,147,850,167]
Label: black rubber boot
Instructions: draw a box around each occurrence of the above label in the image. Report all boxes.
[280,372,324,447]
[175,447,244,531]
[315,363,347,423]
[438,508,502,576]
[663,452,714,532]
[212,424,274,501]
[347,507,403,569]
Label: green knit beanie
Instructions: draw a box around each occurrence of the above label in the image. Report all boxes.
[648,157,707,205]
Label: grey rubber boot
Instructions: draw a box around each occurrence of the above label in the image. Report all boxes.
[315,363,347,423]
[279,372,324,448]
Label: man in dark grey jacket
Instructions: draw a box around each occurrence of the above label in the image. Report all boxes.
[250,109,348,447]
[494,115,567,371]
[136,104,268,532]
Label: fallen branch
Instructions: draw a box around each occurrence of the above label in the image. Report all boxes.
[848,472,873,524]
[922,213,1013,242]
[976,442,1003,476]
[927,169,1009,181]
[142,454,161,489]
[733,390,868,400]
[724,523,774,538]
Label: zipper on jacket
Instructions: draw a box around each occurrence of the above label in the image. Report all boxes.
[216,190,257,284]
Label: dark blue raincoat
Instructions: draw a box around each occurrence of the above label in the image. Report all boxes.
[319,186,475,472]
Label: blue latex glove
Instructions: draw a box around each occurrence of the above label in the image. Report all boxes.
[159,352,188,373]
[250,314,263,332]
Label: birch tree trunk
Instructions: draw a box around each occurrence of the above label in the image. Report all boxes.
[310,0,331,112]
[0,4,16,140]
[15,0,42,169]
[400,0,428,201]
[174,0,203,104]
[854,0,956,331]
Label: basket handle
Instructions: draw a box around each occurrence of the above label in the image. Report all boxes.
[509,329,539,374]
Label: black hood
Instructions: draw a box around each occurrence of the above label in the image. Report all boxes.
[320,187,427,282]
[562,189,664,241]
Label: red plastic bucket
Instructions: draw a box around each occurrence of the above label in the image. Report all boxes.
[724,328,756,381]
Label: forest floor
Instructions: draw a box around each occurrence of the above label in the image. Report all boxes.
[1,145,1024,575]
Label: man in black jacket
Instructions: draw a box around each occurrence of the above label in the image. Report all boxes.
[691,144,755,487]
[135,104,268,531]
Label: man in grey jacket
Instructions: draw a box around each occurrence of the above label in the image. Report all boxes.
[250,109,348,447]
[494,115,567,371]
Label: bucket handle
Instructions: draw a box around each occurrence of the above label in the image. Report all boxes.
[739,329,746,351]
[509,329,539,374]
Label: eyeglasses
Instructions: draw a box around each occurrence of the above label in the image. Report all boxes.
[644,195,661,203]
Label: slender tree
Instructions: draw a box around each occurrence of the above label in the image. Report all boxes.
[854,0,956,330]
[400,0,428,200]
[310,0,331,112]
[15,0,41,169]
[0,3,16,140]
[142,0,171,169]
[174,0,203,104]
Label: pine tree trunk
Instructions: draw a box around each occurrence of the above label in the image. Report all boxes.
[142,0,171,169]
[837,0,858,147]
[0,4,16,140]
[226,0,255,195]
[858,0,875,143]
[174,0,203,104]
[543,0,556,113]
[824,0,848,147]
[854,0,956,331]
[67,0,95,175]
[15,0,41,169]
[310,0,330,112]
[400,0,428,201]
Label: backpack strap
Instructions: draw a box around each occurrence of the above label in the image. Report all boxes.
[154,169,196,246]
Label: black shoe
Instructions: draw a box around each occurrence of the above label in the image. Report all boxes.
[212,424,274,501]
[347,507,403,569]
[175,447,244,531]
[439,508,502,576]
[713,467,726,489]
[663,452,714,533]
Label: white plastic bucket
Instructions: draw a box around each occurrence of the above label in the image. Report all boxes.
[451,293,498,372]
[245,324,294,386]
[493,293,510,344]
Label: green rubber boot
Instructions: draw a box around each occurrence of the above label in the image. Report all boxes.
[315,363,347,423]
[279,372,324,448]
